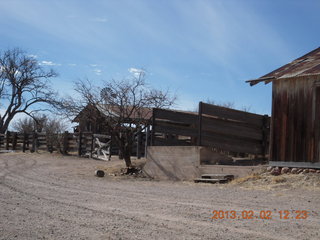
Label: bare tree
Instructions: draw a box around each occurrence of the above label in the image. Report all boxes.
[12,117,35,133]
[205,99,235,109]
[0,48,58,133]
[204,99,252,112]
[13,115,67,134]
[59,72,176,167]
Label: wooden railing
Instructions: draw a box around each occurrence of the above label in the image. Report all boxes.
[0,131,105,156]
[0,130,148,159]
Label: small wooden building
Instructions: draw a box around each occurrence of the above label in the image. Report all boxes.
[73,104,152,133]
[247,47,320,168]
[73,105,107,133]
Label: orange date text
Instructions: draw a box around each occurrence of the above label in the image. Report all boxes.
[211,210,309,220]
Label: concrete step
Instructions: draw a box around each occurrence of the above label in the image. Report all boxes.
[194,178,228,184]
[201,174,234,180]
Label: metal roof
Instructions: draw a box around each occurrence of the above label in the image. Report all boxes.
[247,47,320,86]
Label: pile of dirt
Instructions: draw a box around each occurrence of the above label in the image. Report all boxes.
[231,169,320,190]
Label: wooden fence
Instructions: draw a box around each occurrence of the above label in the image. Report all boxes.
[152,102,270,156]
[0,131,94,155]
[0,102,269,158]
[0,130,147,159]
[151,109,198,146]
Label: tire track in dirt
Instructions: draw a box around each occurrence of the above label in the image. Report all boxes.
[1,153,319,240]
[0,156,36,182]
[4,161,320,232]
[0,157,274,239]
[2,175,309,240]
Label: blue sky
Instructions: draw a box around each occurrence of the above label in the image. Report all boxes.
[1,0,319,115]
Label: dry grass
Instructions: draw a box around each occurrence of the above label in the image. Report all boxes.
[271,175,287,183]
[230,171,320,191]
[230,173,262,184]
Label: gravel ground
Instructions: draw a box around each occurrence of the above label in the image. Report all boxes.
[0,152,319,240]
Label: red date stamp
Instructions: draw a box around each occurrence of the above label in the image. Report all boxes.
[211,210,311,220]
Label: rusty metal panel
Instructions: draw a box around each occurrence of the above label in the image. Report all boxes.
[263,47,320,79]
[247,47,320,85]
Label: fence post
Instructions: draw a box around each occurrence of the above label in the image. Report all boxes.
[47,133,54,153]
[198,102,203,146]
[22,132,27,152]
[262,115,269,158]
[145,125,150,158]
[6,131,10,150]
[151,109,155,146]
[62,131,69,155]
[90,133,94,158]
[136,131,141,159]
[109,134,112,160]
[0,134,3,150]
[31,132,38,152]
[78,131,83,156]
[12,132,17,150]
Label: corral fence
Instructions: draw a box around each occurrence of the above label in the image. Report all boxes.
[0,102,269,159]
[0,131,147,159]
[151,102,270,157]
[0,131,97,156]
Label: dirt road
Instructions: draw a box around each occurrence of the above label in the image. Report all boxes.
[0,153,319,240]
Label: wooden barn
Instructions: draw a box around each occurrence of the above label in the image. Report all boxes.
[247,47,320,169]
[73,104,152,133]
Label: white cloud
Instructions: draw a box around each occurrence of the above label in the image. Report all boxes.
[39,60,61,66]
[128,68,145,78]
[90,64,99,67]
[93,69,102,75]
[28,54,38,58]
[68,63,76,66]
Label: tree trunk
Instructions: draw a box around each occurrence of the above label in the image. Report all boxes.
[0,113,15,134]
[115,131,133,168]
[123,154,132,168]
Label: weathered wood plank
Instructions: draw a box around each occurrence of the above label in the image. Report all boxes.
[198,102,203,146]
[154,108,198,125]
[201,133,262,154]
[202,116,263,141]
[155,121,198,137]
[201,102,264,126]
[154,137,192,146]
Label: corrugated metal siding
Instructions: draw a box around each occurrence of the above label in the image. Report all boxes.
[270,75,320,163]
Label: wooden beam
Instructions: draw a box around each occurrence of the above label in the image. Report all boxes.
[198,101,202,146]
[269,161,320,169]
[201,102,264,126]
[155,122,198,137]
[201,116,263,141]
[153,108,198,125]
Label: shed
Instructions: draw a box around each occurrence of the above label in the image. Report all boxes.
[247,47,320,168]
[73,104,152,133]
